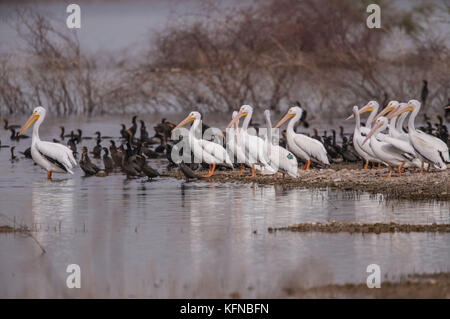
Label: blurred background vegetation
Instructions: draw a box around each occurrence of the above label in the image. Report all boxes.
[0,0,448,120]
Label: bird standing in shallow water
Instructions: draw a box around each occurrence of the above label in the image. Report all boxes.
[102,147,114,173]
[3,119,20,131]
[17,106,77,180]
[80,146,100,176]
[10,146,18,162]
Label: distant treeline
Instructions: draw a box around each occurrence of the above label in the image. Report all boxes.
[0,0,449,118]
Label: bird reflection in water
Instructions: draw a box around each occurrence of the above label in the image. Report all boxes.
[31,178,75,241]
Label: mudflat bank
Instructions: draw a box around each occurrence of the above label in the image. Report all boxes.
[166,163,450,200]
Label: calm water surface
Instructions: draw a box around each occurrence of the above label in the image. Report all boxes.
[0,116,449,298]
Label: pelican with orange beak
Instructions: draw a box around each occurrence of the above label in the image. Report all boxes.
[346,101,384,169]
[18,106,77,180]
[172,111,232,177]
[362,117,411,178]
[274,106,329,170]
[226,105,275,177]
[349,105,381,170]
[388,100,449,172]
[345,100,380,130]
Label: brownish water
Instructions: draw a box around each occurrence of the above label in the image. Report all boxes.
[0,116,449,298]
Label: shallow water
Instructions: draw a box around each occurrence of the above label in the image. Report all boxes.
[0,116,449,298]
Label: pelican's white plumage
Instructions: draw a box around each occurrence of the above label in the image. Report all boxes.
[227,111,249,171]
[18,106,76,179]
[394,100,449,170]
[274,106,329,170]
[263,109,298,178]
[350,105,381,168]
[172,111,232,177]
[227,105,276,176]
[363,117,420,176]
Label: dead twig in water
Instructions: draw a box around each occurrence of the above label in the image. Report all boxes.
[0,214,46,254]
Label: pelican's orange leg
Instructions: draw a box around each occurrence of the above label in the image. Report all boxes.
[377,162,381,170]
[47,171,52,180]
[398,161,406,177]
[420,162,424,174]
[204,164,216,177]
[387,166,393,178]
[203,164,212,177]
[303,160,311,170]
[240,163,244,176]
[250,164,256,177]
[364,160,369,171]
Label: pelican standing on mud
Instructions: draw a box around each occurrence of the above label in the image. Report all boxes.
[227,105,276,177]
[390,100,449,172]
[274,106,329,170]
[18,106,77,179]
[263,109,298,178]
[172,111,232,177]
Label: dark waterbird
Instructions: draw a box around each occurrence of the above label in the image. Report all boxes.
[92,139,102,159]
[3,119,20,131]
[179,162,202,180]
[109,140,123,168]
[79,147,100,176]
[421,80,428,108]
[10,146,18,162]
[10,128,29,140]
[20,147,32,159]
[102,147,114,173]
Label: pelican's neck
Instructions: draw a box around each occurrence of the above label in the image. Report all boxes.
[287,113,300,135]
[265,113,273,154]
[408,105,420,133]
[234,117,241,146]
[32,115,44,144]
[242,109,253,131]
[388,116,397,137]
[396,112,408,133]
[366,104,379,128]
[353,109,361,133]
[189,118,201,144]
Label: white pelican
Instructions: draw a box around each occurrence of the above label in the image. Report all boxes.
[377,102,426,169]
[18,106,77,180]
[389,100,449,172]
[227,111,247,175]
[346,102,384,168]
[362,117,413,177]
[226,105,275,177]
[274,106,329,170]
[172,111,232,177]
[263,109,298,178]
[347,101,380,129]
[349,105,382,170]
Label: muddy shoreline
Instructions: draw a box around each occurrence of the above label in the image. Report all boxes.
[288,273,450,298]
[165,162,450,201]
[268,221,450,234]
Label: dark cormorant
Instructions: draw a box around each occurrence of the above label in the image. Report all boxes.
[79,147,100,176]
[102,147,114,173]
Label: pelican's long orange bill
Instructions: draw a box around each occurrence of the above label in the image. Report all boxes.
[362,122,383,145]
[172,116,194,132]
[274,113,294,129]
[18,114,39,136]
[373,105,397,123]
[226,111,247,129]
[387,106,414,119]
